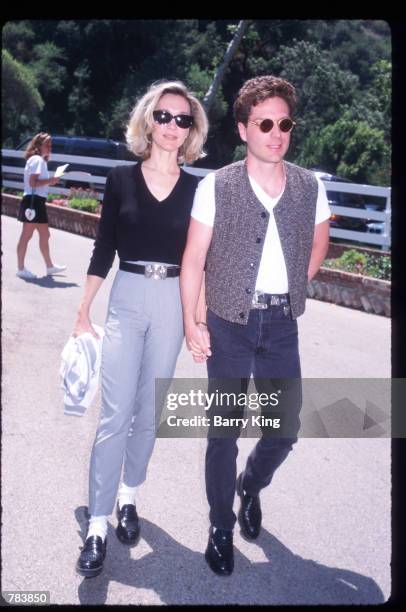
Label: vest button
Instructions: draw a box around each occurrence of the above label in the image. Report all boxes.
[261,212,267,218]
[256,237,262,243]
[245,288,252,294]
[249,263,255,268]
[239,312,245,319]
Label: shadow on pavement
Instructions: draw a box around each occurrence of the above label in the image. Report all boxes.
[19,275,78,289]
[74,506,385,606]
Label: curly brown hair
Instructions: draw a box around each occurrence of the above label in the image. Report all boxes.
[233,76,297,125]
[24,132,51,160]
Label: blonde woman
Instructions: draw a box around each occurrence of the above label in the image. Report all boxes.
[16,132,66,278]
[74,80,208,577]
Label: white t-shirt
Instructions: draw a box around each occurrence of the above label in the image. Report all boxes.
[23,155,49,198]
[191,170,331,294]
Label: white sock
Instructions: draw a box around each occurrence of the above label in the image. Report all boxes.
[87,515,107,541]
[118,482,137,509]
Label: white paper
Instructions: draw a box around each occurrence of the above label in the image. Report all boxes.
[54,164,69,178]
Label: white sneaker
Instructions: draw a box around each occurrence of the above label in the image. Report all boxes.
[16,268,37,279]
[46,264,67,275]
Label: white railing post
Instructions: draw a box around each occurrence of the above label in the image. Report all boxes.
[382,191,391,251]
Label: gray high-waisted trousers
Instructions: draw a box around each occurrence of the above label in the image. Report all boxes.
[88,269,184,516]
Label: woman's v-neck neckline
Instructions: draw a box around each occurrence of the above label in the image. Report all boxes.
[138,163,182,204]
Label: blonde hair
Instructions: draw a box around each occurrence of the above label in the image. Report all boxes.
[24,132,51,160]
[126,80,208,164]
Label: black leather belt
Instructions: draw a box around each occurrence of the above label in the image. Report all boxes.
[119,261,180,279]
[251,291,290,309]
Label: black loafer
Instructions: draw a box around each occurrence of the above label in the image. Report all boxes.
[205,527,234,576]
[76,535,106,578]
[236,472,262,540]
[116,502,140,546]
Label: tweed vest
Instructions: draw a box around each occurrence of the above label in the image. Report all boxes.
[205,160,318,323]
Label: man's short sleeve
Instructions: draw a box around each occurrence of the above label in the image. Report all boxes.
[315,177,332,224]
[190,171,216,227]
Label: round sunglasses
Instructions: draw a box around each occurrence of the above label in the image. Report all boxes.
[153,110,194,130]
[248,117,296,133]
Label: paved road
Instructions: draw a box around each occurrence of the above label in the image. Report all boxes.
[1,215,391,605]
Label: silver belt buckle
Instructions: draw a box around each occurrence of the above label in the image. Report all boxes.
[252,290,268,309]
[145,264,167,280]
[270,295,280,306]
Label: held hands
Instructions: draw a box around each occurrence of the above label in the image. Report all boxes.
[185,321,211,363]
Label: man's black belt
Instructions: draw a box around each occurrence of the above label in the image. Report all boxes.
[119,261,180,279]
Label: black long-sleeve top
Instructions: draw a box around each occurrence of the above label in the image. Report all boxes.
[87,163,199,278]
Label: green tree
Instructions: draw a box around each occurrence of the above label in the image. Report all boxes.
[1,19,391,177]
[309,20,391,87]
[266,39,360,161]
[298,112,390,185]
[30,42,67,96]
[337,121,390,185]
[2,20,36,63]
[369,59,391,125]
[68,61,93,135]
[1,49,44,146]
[202,20,251,112]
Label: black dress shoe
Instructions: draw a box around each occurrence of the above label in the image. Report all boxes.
[76,535,106,578]
[116,502,140,546]
[205,527,234,576]
[236,472,262,540]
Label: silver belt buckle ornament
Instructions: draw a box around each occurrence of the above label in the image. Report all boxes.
[145,263,167,280]
[270,295,280,306]
[252,290,268,309]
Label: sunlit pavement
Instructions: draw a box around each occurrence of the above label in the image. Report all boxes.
[1,214,391,605]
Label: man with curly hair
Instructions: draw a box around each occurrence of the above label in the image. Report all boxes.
[180,75,331,576]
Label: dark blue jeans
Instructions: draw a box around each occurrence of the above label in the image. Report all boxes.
[205,306,302,531]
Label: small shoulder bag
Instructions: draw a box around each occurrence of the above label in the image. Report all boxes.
[24,189,36,221]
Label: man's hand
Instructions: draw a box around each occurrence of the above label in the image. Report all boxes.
[185,321,211,363]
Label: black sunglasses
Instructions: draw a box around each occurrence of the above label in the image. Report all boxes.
[248,117,296,133]
[153,110,194,129]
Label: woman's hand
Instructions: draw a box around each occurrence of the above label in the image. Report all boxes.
[73,275,104,338]
[185,321,211,363]
[49,177,60,186]
[73,309,100,339]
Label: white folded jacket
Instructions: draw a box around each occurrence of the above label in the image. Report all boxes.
[60,325,104,416]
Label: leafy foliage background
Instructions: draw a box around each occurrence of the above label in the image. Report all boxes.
[2,19,391,185]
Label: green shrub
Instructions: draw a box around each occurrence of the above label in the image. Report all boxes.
[323,248,390,280]
[2,187,23,196]
[48,193,64,202]
[363,254,391,280]
[69,197,99,213]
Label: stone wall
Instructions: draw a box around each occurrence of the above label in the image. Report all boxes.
[308,268,390,316]
[3,193,390,316]
[2,193,99,239]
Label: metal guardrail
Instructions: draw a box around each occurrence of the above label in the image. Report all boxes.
[2,149,391,249]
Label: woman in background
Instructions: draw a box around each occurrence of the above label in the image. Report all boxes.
[16,132,66,279]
